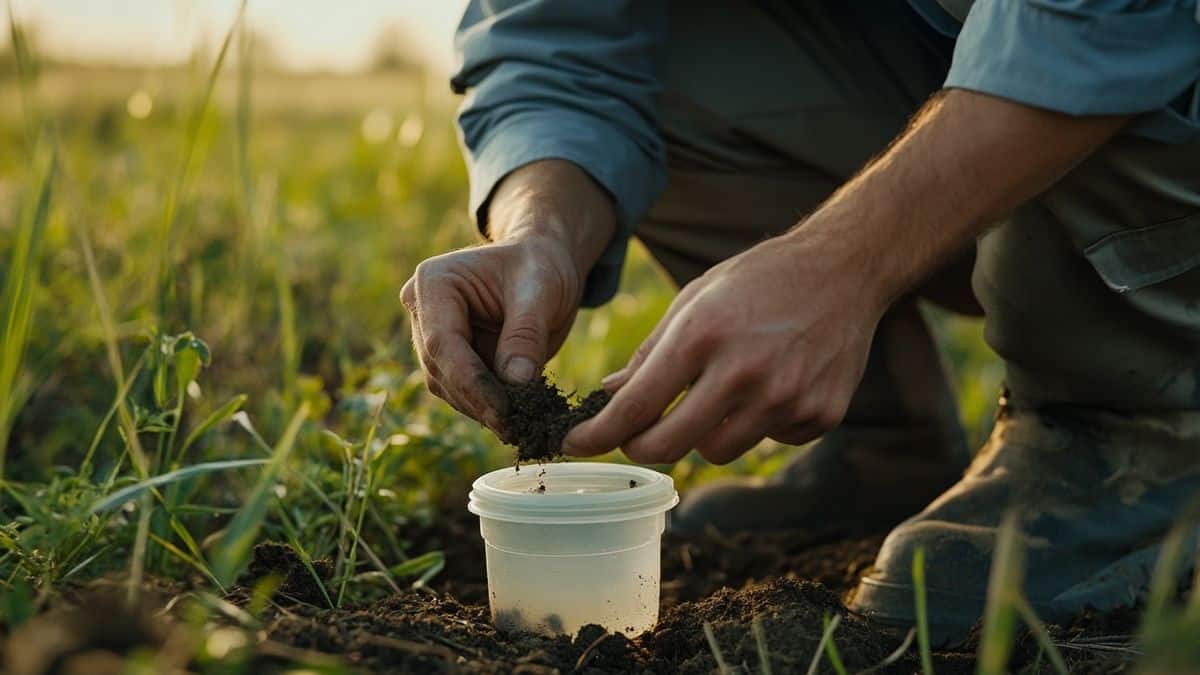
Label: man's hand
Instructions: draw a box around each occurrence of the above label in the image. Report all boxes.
[401,159,616,436]
[563,225,886,464]
[563,89,1127,464]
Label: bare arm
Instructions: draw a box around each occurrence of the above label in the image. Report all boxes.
[812,89,1128,310]
[564,90,1128,463]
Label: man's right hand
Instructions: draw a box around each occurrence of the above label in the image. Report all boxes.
[400,159,617,437]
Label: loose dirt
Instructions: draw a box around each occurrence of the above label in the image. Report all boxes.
[502,375,611,462]
[5,511,1148,674]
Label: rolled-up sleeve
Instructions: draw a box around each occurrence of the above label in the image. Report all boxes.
[946,0,1200,140]
[452,1,668,306]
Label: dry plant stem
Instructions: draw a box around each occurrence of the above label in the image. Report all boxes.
[703,621,732,675]
[753,614,773,675]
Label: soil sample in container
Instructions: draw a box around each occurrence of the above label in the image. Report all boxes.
[502,375,611,463]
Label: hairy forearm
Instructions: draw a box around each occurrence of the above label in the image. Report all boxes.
[486,159,618,275]
[788,89,1129,308]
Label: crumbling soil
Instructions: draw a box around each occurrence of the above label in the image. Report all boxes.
[243,540,335,606]
[502,375,611,462]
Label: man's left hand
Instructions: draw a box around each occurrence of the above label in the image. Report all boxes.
[562,224,888,464]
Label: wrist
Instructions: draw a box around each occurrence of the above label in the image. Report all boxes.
[486,159,618,276]
[781,206,901,317]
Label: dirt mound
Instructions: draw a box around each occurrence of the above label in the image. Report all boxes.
[650,577,906,673]
[503,376,610,462]
[243,541,335,606]
[661,529,884,605]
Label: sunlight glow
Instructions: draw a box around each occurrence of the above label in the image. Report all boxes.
[6,0,468,76]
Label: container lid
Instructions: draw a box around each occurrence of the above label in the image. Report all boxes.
[468,462,679,525]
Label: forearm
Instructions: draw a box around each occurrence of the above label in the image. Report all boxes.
[486,159,618,277]
[789,89,1129,309]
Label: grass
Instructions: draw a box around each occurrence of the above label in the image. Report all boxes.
[1,7,1196,674]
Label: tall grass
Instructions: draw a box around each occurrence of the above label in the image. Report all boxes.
[0,142,52,483]
[977,512,1068,675]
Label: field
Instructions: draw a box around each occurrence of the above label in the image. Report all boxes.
[2,16,1198,675]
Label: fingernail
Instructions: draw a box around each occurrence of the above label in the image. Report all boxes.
[504,356,537,383]
[601,368,627,389]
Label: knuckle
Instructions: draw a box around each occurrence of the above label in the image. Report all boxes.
[761,383,796,411]
[400,278,417,308]
[503,312,544,348]
[815,404,845,431]
[679,317,720,354]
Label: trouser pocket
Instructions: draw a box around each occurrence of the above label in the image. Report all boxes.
[1083,211,1200,294]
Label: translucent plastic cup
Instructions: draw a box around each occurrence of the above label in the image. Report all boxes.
[468,462,679,636]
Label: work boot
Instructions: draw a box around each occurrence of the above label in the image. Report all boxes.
[672,299,972,535]
[850,397,1200,645]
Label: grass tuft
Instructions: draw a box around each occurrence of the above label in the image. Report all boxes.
[912,546,934,675]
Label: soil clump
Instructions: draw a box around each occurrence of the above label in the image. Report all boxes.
[502,375,611,462]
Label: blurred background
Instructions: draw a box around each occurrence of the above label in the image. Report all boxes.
[0,0,1001,604]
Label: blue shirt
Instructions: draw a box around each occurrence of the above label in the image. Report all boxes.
[452,0,1200,306]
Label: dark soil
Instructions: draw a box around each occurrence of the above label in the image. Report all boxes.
[502,375,611,462]
[243,540,335,606]
[5,513,1148,674]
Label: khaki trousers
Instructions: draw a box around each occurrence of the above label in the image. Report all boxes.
[636,0,1200,412]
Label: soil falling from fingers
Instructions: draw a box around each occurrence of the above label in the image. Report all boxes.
[502,375,611,463]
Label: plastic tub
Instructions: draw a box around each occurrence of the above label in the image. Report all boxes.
[468,462,679,636]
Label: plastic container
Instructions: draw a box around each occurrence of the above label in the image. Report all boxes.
[468,462,679,636]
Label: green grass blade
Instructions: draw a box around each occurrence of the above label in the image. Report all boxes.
[7,2,40,146]
[156,0,247,320]
[74,198,148,477]
[336,393,386,606]
[977,511,1025,675]
[0,141,54,483]
[212,403,309,586]
[177,393,249,459]
[820,613,848,675]
[149,532,223,592]
[272,502,334,610]
[912,546,934,675]
[80,355,146,480]
[389,551,444,578]
[806,613,841,675]
[1012,595,1069,675]
[234,413,401,594]
[90,459,269,513]
[1145,498,1200,625]
[858,628,916,674]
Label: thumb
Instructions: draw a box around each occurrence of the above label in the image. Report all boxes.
[495,299,550,384]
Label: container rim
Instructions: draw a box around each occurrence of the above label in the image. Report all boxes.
[468,462,679,525]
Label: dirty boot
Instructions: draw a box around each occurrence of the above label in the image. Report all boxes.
[849,398,1200,645]
[672,300,971,535]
